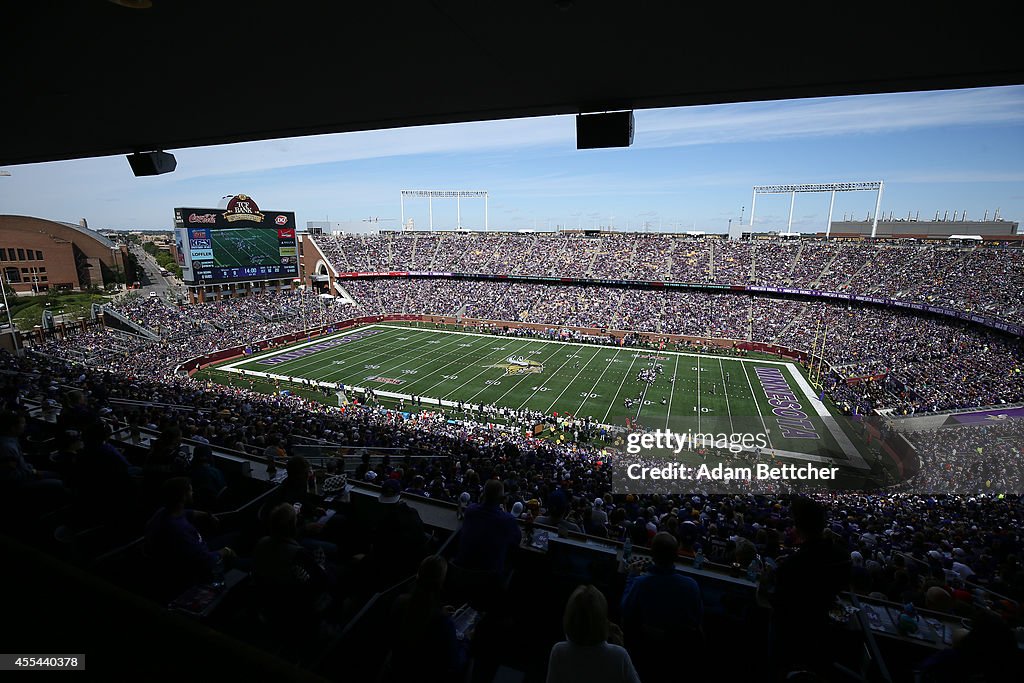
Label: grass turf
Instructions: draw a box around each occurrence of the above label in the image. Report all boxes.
[200,323,879,475]
[211,228,283,269]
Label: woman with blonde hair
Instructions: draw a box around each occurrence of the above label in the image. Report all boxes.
[546,584,640,683]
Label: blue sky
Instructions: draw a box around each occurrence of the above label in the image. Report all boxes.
[2,85,1022,233]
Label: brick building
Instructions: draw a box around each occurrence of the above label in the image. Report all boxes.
[0,215,127,293]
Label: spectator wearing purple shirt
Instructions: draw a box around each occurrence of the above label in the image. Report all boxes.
[144,477,236,591]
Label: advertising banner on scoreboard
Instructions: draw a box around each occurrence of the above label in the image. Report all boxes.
[174,195,298,285]
[173,225,193,281]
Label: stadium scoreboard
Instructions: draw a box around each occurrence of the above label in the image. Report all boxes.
[174,195,298,285]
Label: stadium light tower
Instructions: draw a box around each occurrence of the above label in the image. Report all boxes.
[400,190,488,231]
[749,181,884,237]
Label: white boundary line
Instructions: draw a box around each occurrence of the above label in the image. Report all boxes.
[785,363,868,469]
[218,323,869,470]
[720,357,735,433]
[371,325,800,366]
[240,327,435,386]
[401,333,515,398]
[219,327,375,371]
[665,355,679,429]
[696,355,701,432]
[575,348,622,417]
[544,345,604,414]
[602,351,641,424]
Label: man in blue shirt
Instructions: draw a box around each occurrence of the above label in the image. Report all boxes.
[455,479,521,576]
[621,531,703,681]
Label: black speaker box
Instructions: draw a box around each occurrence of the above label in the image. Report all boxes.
[127,151,177,176]
[576,111,634,149]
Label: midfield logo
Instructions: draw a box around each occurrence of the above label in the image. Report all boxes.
[494,355,545,376]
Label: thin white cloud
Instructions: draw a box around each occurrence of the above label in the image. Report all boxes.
[2,86,1022,229]
[132,85,1024,180]
[880,169,1024,184]
[634,86,1024,148]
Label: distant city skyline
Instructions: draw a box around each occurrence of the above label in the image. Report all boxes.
[2,85,1022,234]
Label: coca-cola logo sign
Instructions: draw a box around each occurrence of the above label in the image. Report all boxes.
[188,213,217,224]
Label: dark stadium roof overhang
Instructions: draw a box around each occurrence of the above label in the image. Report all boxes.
[3,0,1023,166]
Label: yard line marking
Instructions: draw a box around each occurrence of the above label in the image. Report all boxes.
[665,354,679,430]
[238,326,430,381]
[222,325,415,375]
[543,346,603,414]
[696,355,701,432]
[400,333,512,397]
[442,337,536,403]
[634,377,650,422]
[283,327,462,387]
[335,325,503,389]
[515,343,591,411]
[345,327,497,390]
[575,348,621,416]
[720,357,735,433]
[602,351,640,424]
[742,361,775,454]
[490,341,569,406]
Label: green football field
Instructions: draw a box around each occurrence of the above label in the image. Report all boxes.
[212,228,282,269]
[206,323,873,472]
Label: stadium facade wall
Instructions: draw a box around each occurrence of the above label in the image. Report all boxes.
[0,215,125,292]
[828,219,1019,237]
[184,279,302,304]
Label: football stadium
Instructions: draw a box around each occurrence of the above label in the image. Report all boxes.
[3,4,1024,681]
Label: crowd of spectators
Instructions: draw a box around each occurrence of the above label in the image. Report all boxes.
[31,279,1024,416]
[3,336,1022,679]
[36,291,358,379]
[341,279,1024,415]
[311,233,1024,324]
[904,419,1024,495]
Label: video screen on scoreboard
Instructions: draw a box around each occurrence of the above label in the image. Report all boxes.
[174,205,297,285]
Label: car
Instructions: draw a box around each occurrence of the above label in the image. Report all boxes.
[149,291,158,299]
